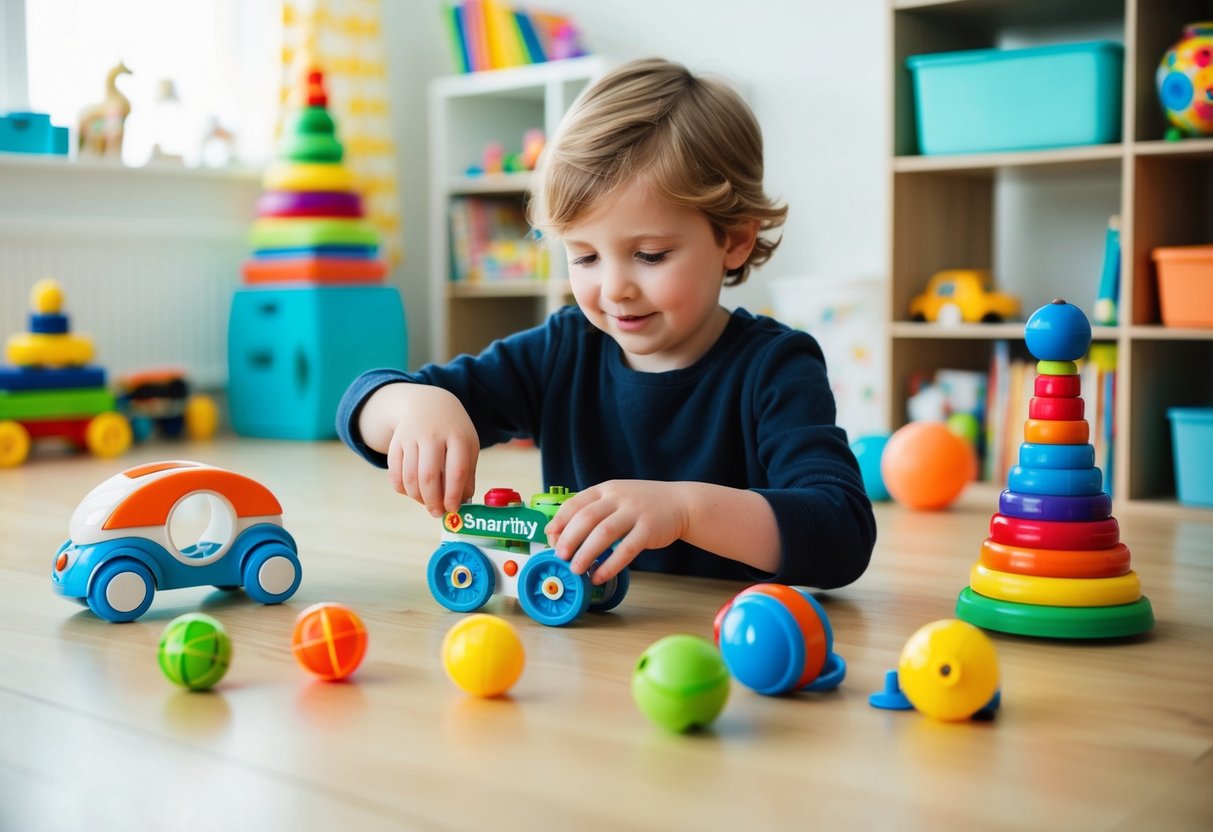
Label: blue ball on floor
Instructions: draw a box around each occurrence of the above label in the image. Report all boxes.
[851,434,891,502]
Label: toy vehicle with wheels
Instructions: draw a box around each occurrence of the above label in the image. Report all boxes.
[116,367,219,442]
[428,486,630,626]
[51,460,301,622]
[909,269,1020,325]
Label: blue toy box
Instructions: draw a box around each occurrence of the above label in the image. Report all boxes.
[907,41,1124,155]
[228,285,407,440]
[0,112,69,155]
[1168,408,1213,508]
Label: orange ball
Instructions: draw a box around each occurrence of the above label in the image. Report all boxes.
[292,602,369,681]
[881,421,977,510]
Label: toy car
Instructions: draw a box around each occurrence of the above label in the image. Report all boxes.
[52,460,301,622]
[428,486,630,626]
[116,367,219,442]
[908,269,1020,325]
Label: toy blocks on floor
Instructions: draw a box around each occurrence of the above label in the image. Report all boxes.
[955,300,1154,638]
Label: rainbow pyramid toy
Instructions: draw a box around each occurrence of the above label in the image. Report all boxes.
[242,69,387,286]
[956,299,1154,639]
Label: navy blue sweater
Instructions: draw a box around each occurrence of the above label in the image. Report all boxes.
[337,306,875,589]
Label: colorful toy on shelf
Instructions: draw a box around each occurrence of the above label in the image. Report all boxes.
[869,619,1000,722]
[0,279,132,467]
[956,300,1154,638]
[0,111,69,155]
[51,460,302,622]
[442,613,525,697]
[632,634,730,733]
[908,269,1020,325]
[158,613,233,691]
[428,486,630,627]
[292,602,369,681]
[77,61,131,159]
[714,584,846,695]
[881,421,976,511]
[1157,22,1213,139]
[116,368,218,442]
[229,67,406,440]
[466,128,547,176]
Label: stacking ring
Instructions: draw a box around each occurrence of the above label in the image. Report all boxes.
[969,563,1141,607]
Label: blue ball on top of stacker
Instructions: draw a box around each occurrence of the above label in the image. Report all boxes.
[1024,300,1092,362]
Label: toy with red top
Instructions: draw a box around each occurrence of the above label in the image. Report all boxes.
[428,485,629,626]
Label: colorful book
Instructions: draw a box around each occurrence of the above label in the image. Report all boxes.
[462,0,492,72]
[1094,215,1120,326]
[444,4,471,73]
[514,11,548,63]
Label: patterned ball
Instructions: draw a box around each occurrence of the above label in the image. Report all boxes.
[292,602,369,681]
[1157,23,1213,137]
[158,613,232,691]
[442,614,525,697]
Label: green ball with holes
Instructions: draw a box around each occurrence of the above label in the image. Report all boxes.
[158,613,232,691]
[632,634,730,733]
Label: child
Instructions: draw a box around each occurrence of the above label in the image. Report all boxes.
[337,57,875,590]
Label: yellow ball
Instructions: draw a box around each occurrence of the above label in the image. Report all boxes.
[441,614,524,697]
[898,619,998,721]
[30,278,64,314]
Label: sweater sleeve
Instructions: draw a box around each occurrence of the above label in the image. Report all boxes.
[747,333,876,589]
[335,312,564,468]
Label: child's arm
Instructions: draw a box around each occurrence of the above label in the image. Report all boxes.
[357,382,481,517]
[545,480,780,584]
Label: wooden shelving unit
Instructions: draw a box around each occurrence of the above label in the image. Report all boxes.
[426,56,609,362]
[888,0,1213,512]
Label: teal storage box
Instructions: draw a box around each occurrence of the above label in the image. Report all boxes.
[228,285,407,440]
[907,41,1124,155]
[0,111,69,155]
[1168,408,1213,508]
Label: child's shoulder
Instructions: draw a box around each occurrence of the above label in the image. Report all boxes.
[729,308,824,355]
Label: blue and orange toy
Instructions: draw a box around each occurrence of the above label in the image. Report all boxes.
[956,300,1154,638]
[51,460,301,622]
[714,583,846,695]
[428,486,630,627]
[0,279,132,467]
[870,619,1000,722]
[116,367,219,442]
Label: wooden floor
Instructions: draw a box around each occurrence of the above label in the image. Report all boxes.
[1,437,1211,832]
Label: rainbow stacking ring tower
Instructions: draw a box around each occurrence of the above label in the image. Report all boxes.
[955,300,1154,639]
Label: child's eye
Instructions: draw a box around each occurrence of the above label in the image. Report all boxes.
[570,253,597,267]
[635,250,669,265]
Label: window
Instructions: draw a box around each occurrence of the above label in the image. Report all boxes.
[11,0,280,167]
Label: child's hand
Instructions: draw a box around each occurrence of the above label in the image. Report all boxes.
[370,384,479,517]
[545,480,689,584]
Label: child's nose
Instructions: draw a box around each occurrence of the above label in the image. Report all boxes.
[601,262,636,301]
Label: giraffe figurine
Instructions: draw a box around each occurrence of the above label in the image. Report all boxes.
[77,62,132,158]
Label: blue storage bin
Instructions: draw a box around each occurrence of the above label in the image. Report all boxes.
[907,41,1124,155]
[1168,408,1213,508]
[228,285,407,440]
[0,111,69,155]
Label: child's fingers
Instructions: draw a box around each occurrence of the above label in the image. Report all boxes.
[400,439,421,503]
[590,535,643,584]
[568,511,631,576]
[416,442,447,517]
[386,434,407,495]
[443,441,475,514]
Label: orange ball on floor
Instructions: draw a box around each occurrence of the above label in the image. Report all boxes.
[881,421,977,510]
[292,602,369,681]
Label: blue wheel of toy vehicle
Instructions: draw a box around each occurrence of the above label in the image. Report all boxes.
[517,552,592,626]
[129,416,154,443]
[87,558,156,622]
[588,565,630,613]
[241,542,301,604]
[427,543,495,613]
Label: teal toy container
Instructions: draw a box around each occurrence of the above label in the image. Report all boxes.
[907,41,1124,155]
[0,112,69,155]
[1168,408,1213,507]
[228,285,406,440]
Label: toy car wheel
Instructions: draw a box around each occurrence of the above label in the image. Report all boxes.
[589,565,630,613]
[427,542,495,613]
[129,415,154,443]
[0,420,31,468]
[517,552,592,626]
[86,558,155,622]
[936,303,963,325]
[242,542,302,604]
[85,412,133,458]
[981,312,1004,323]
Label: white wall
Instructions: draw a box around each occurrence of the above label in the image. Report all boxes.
[382,0,889,368]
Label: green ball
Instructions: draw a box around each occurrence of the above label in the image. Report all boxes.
[158,613,232,691]
[947,411,981,446]
[632,635,729,733]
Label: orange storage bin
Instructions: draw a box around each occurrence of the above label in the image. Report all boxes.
[1152,245,1213,327]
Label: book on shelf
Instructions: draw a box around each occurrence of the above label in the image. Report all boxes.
[448,196,548,283]
[442,2,587,73]
[1093,215,1120,326]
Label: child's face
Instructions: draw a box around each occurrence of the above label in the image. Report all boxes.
[563,179,756,372]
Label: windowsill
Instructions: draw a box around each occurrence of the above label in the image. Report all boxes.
[0,151,264,182]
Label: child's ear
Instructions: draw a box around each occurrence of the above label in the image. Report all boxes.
[723,220,760,270]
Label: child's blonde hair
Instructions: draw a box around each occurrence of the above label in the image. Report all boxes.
[530,57,787,286]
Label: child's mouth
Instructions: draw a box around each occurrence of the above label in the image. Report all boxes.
[614,313,653,331]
